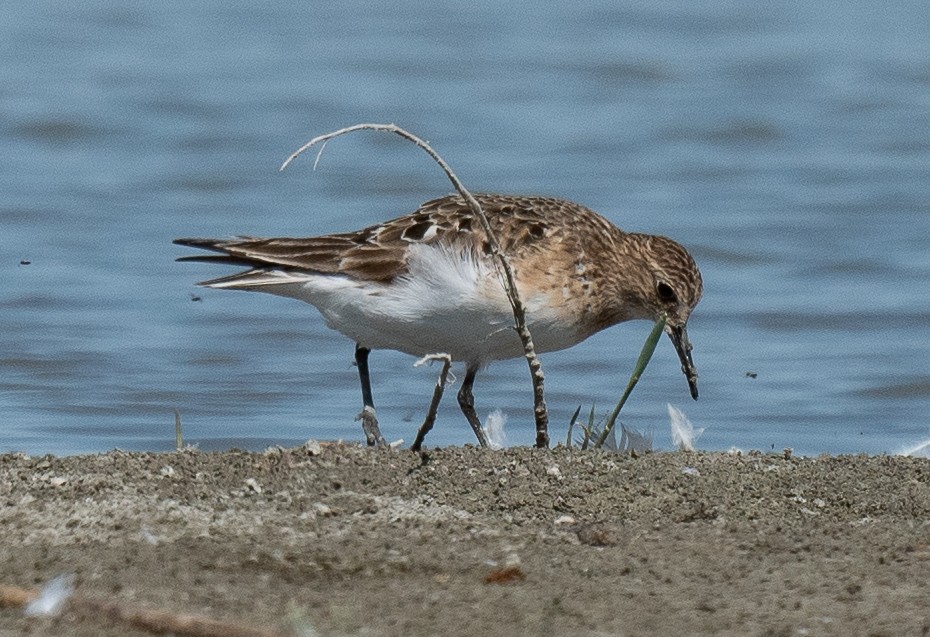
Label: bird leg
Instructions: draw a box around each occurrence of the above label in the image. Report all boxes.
[457,365,490,448]
[411,354,452,452]
[354,344,386,447]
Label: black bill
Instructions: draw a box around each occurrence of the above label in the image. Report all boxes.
[667,324,699,400]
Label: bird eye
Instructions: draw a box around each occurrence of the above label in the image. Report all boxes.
[657,281,677,304]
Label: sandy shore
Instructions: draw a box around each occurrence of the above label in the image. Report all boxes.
[2,444,930,636]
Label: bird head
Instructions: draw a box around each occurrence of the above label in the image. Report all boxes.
[610,233,703,399]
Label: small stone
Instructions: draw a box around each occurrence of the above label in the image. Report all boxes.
[312,502,333,516]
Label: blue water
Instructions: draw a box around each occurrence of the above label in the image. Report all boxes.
[2,1,929,456]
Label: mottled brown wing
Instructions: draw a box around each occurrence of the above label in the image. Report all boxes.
[174,194,604,282]
[174,232,409,282]
[410,193,605,253]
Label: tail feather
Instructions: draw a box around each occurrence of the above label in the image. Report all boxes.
[174,238,258,265]
[173,237,245,252]
[197,268,312,289]
[173,232,410,282]
[176,254,261,267]
[174,237,310,289]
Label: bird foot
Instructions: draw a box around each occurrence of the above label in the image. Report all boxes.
[356,406,386,447]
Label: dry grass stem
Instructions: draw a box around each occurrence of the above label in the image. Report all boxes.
[174,409,183,451]
[281,123,550,447]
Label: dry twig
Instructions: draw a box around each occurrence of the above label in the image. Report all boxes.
[281,123,549,447]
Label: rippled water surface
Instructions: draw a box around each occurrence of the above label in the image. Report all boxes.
[2,1,929,455]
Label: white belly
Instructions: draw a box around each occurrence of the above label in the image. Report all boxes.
[243,243,588,364]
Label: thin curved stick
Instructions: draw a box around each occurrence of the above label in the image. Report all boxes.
[281,124,549,447]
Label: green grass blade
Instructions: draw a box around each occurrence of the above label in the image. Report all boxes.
[566,405,582,447]
[594,314,667,449]
[580,403,596,450]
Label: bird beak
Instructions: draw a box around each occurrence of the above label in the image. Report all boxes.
[666,323,699,400]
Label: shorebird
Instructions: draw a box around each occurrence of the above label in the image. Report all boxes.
[175,194,703,447]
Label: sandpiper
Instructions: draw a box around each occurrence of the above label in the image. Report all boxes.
[175,194,703,447]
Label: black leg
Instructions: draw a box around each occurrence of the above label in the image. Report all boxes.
[457,364,490,447]
[354,344,386,447]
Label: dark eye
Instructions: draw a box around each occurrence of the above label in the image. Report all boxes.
[657,281,677,304]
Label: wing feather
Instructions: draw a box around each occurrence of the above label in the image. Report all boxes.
[174,194,607,284]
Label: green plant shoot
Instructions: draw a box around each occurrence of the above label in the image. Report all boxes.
[594,313,668,449]
[566,405,582,447]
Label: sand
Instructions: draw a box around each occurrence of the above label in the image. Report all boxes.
[2,444,930,636]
